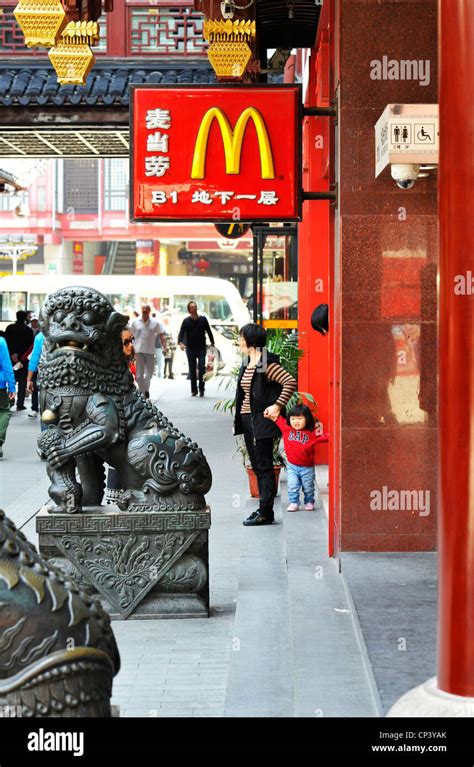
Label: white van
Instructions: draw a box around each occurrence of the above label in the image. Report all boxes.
[0,275,250,373]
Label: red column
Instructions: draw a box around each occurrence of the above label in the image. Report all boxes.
[438,0,474,695]
[107,0,127,55]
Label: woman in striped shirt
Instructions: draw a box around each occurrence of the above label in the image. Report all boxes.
[234,323,297,526]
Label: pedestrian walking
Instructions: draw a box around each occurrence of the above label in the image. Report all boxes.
[268,403,328,511]
[130,305,167,398]
[4,310,33,411]
[28,313,41,337]
[26,330,44,418]
[234,323,297,526]
[178,301,214,397]
[105,328,137,503]
[163,332,176,379]
[121,327,137,378]
[0,335,17,459]
[152,312,165,379]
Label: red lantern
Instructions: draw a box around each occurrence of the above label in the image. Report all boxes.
[195,258,210,273]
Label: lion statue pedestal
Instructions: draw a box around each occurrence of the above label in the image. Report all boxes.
[34,286,212,620]
[37,505,211,619]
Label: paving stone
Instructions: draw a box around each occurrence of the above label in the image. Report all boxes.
[4,378,386,718]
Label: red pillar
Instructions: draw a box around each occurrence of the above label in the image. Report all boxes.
[107,0,127,55]
[438,0,474,695]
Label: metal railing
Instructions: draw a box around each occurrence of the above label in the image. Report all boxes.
[102,241,118,275]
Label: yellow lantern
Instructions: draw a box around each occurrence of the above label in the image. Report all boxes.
[207,42,252,79]
[13,0,67,48]
[48,20,99,86]
[203,19,256,79]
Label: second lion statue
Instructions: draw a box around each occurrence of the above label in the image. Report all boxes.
[37,286,212,514]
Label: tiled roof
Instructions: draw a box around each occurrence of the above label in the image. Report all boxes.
[0,60,217,107]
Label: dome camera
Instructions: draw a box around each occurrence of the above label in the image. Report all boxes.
[390,163,420,190]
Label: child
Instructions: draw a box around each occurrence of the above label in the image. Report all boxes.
[272,404,328,511]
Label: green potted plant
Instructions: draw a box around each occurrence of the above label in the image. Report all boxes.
[213,329,317,498]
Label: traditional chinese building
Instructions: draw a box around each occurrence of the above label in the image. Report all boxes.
[0,0,259,278]
[0,0,452,561]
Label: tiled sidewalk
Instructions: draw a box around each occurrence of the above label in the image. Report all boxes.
[112,378,243,716]
[1,377,243,717]
[1,376,380,718]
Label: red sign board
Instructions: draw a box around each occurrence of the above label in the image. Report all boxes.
[131,85,302,223]
[72,241,83,274]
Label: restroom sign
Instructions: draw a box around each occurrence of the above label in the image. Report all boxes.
[375,104,439,177]
[390,120,437,150]
[131,84,302,222]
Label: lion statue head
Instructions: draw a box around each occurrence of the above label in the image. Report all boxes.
[38,286,132,395]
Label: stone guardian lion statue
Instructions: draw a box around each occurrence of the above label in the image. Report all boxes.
[37,286,212,514]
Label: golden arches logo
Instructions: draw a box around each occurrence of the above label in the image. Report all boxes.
[191,107,275,180]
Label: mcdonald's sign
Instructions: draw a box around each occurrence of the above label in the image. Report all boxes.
[131,84,301,223]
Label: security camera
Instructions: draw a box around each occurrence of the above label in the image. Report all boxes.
[220,1,235,18]
[390,163,420,190]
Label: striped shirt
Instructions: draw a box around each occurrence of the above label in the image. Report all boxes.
[240,362,297,414]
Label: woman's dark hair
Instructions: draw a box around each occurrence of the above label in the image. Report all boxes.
[311,304,329,334]
[239,323,267,349]
[286,403,315,431]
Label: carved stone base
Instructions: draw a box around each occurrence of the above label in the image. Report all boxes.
[36,505,211,620]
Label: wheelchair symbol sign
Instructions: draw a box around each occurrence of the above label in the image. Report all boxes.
[415,123,435,143]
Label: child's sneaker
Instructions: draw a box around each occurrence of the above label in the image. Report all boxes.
[287,503,299,512]
[305,502,315,511]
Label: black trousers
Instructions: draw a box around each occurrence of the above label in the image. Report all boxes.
[241,413,275,518]
[15,365,27,408]
[164,356,173,378]
[186,347,206,394]
[31,372,39,412]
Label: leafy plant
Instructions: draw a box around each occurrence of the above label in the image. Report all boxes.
[212,360,240,415]
[266,328,302,379]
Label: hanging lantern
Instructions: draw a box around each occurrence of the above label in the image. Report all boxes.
[48,20,99,86]
[204,19,255,79]
[195,258,211,273]
[13,0,67,48]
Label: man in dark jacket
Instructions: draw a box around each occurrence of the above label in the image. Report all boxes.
[178,301,215,397]
[5,310,33,411]
[235,323,297,526]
